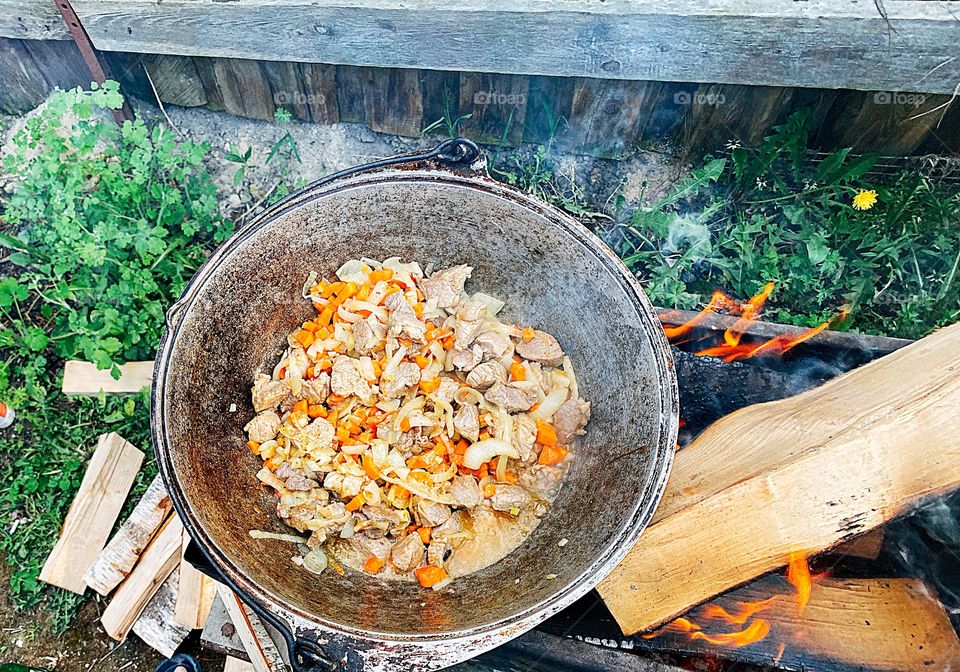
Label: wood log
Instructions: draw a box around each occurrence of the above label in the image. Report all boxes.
[101,515,183,641]
[361,66,424,138]
[39,433,144,594]
[832,528,884,561]
[216,585,288,672]
[638,576,960,672]
[142,54,207,108]
[598,322,960,635]
[174,526,216,629]
[131,567,192,657]
[225,658,257,672]
[62,360,154,395]
[299,62,338,124]
[261,60,310,122]
[212,58,276,121]
[84,475,174,595]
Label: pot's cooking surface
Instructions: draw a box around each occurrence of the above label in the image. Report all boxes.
[158,174,674,638]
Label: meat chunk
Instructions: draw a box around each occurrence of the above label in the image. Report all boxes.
[434,376,460,404]
[244,410,281,443]
[323,472,365,499]
[474,331,511,361]
[455,299,486,323]
[454,318,484,350]
[450,344,482,372]
[466,361,506,390]
[431,511,463,541]
[302,373,330,404]
[384,292,427,342]
[519,464,566,500]
[450,475,482,509]
[484,381,539,412]
[511,413,538,462]
[490,484,532,513]
[516,330,565,366]
[453,403,480,442]
[381,361,421,398]
[293,416,335,452]
[285,473,319,491]
[351,533,393,560]
[252,374,288,412]
[419,265,472,308]
[395,427,431,455]
[362,505,410,536]
[427,539,448,566]
[553,398,591,443]
[389,532,426,572]
[416,499,452,527]
[331,356,373,402]
[352,316,385,354]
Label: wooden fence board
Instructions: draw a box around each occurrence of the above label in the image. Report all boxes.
[335,65,367,124]
[299,62,339,124]
[523,75,574,146]
[142,54,207,108]
[0,37,51,113]
[680,84,794,158]
[65,0,960,94]
[420,69,460,136]
[262,60,310,121]
[561,78,660,158]
[0,1,69,41]
[193,56,225,111]
[361,66,423,137]
[213,58,276,121]
[458,72,529,146]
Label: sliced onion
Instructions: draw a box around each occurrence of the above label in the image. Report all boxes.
[376,398,402,413]
[462,438,519,470]
[336,259,369,283]
[340,518,356,538]
[530,387,569,422]
[257,468,286,491]
[302,271,319,298]
[496,453,508,482]
[471,292,505,316]
[562,356,579,400]
[302,548,329,574]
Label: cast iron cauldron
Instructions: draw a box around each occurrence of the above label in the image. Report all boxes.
[152,139,678,671]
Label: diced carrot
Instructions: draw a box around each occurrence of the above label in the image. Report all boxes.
[315,355,332,372]
[321,281,343,298]
[302,320,318,332]
[264,456,284,471]
[535,419,558,448]
[356,283,372,301]
[345,493,366,512]
[307,404,326,418]
[415,565,447,588]
[369,268,394,283]
[441,334,455,350]
[336,425,351,441]
[521,327,536,342]
[413,302,425,318]
[381,284,402,301]
[247,440,261,454]
[292,399,309,415]
[418,377,440,393]
[312,301,325,312]
[455,439,469,455]
[538,444,568,466]
[478,429,491,441]
[509,362,526,382]
[504,470,519,484]
[414,354,430,369]
[415,288,425,301]
[363,556,385,574]
[330,561,345,575]
[315,326,331,340]
[316,305,335,327]
[278,367,286,380]
[417,527,432,544]
[362,454,380,480]
[400,417,412,432]
[338,282,359,300]
[529,402,540,412]
[483,482,497,498]
[407,454,430,470]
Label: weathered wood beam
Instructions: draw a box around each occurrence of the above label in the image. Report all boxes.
[598,322,960,634]
[65,0,960,94]
[0,1,70,41]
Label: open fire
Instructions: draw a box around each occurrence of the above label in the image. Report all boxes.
[660,282,847,362]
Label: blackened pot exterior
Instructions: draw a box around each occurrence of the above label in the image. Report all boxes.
[152,158,678,671]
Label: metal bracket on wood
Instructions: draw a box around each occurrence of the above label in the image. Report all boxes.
[52,0,134,123]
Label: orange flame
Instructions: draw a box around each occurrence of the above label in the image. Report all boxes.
[702,598,775,625]
[641,617,701,638]
[661,284,847,362]
[690,619,771,648]
[786,552,813,614]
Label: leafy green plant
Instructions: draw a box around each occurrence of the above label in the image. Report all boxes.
[612,111,960,338]
[421,88,473,138]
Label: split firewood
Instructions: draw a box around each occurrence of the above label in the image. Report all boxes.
[216,584,288,672]
[599,322,960,635]
[638,576,960,672]
[131,567,192,657]
[225,658,256,672]
[174,526,216,629]
[831,528,884,560]
[101,514,183,641]
[39,433,144,594]
[84,474,174,595]
[61,360,154,395]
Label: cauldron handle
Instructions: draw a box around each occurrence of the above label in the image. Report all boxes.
[183,540,338,672]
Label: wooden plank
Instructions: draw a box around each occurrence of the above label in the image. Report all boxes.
[420,69,460,136]
[39,433,145,594]
[561,78,660,158]
[361,66,423,137]
[200,592,248,660]
[101,515,184,641]
[598,321,960,635]
[0,1,70,40]
[20,39,91,92]
[299,62,339,124]
[142,54,208,108]
[522,75,574,146]
[174,526,215,629]
[68,0,960,94]
[131,567,193,657]
[458,72,529,146]
[639,577,960,672]
[62,360,154,395]
[0,37,51,114]
[225,658,257,672]
[261,60,310,121]
[680,84,794,157]
[832,528,884,561]
[212,58,276,121]
[821,90,956,155]
[84,475,174,596]
[216,585,288,672]
[334,65,367,124]
[193,56,225,112]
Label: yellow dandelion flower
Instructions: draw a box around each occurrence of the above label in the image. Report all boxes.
[852,189,878,211]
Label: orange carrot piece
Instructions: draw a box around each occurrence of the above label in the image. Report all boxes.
[415,565,447,588]
[535,419,558,447]
[538,444,568,466]
[400,417,412,432]
[509,362,526,382]
[483,483,497,498]
[356,283,372,301]
[292,399,309,415]
[417,527,432,544]
[414,354,430,369]
[369,268,394,283]
[246,440,261,454]
[264,456,284,471]
[521,327,535,342]
[362,454,380,480]
[418,378,440,393]
[345,493,366,512]
[363,556,385,574]
[441,334,455,350]
[413,303,425,318]
[307,404,326,418]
